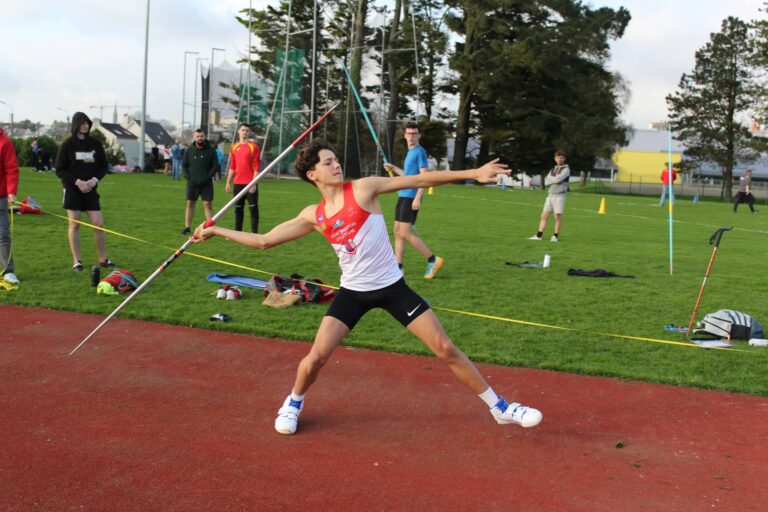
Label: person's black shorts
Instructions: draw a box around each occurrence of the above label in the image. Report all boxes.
[325,278,430,330]
[62,186,101,211]
[394,196,419,224]
[186,180,214,201]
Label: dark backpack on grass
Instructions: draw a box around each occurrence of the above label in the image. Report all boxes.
[694,310,764,340]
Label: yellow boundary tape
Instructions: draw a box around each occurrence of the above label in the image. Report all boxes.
[17,201,746,352]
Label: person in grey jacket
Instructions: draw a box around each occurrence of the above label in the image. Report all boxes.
[528,150,570,242]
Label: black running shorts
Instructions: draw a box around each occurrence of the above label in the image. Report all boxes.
[394,197,419,224]
[62,186,101,211]
[186,180,214,201]
[325,278,430,330]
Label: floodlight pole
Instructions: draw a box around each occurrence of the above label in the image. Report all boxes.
[193,57,208,130]
[181,51,198,139]
[246,0,253,125]
[277,0,293,174]
[208,48,226,139]
[309,0,318,133]
[139,0,151,172]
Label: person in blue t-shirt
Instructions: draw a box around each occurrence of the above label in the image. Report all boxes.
[383,123,444,279]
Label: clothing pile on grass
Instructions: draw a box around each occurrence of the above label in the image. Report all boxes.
[207,272,336,309]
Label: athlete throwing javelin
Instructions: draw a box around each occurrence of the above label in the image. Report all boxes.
[193,139,542,435]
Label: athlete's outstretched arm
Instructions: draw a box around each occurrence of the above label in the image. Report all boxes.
[363,159,509,197]
[193,205,317,250]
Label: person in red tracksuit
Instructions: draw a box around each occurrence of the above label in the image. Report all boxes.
[0,127,19,285]
[225,123,261,232]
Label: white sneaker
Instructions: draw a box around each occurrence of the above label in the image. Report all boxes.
[527,235,542,241]
[275,395,303,435]
[490,397,542,428]
[550,235,558,242]
[3,273,19,285]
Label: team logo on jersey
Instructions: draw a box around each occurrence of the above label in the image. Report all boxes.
[317,214,324,222]
[332,219,344,230]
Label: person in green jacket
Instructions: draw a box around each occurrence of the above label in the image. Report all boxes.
[181,129,218,235]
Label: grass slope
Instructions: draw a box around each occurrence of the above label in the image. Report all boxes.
[3,169,767,394]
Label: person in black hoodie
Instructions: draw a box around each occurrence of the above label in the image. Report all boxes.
[181,129,217,235]
[55,112,116,272]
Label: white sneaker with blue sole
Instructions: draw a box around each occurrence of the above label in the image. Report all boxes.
[490,397,542,427]
[275,395,303,435]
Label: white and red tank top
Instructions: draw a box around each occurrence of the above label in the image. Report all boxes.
[316,182,402,291]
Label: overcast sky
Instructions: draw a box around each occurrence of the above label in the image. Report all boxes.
[0,0,765,130]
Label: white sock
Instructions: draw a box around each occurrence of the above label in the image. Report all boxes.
[478,387,499,408]
[290,391,305,402]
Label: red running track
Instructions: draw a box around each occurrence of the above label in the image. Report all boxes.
[1,305,767,511]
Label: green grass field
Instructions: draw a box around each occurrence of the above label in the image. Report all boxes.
[4,168,767,394]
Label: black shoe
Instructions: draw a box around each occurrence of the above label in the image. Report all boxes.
[181,227,191,235]
[99,259,117,269]
[72,260,84,272]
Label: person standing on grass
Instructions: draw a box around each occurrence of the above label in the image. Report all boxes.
[181,129,217,236]
[733,169,758,213]
[162,145,172,175]
[193,138,542,436]
[659,166,677,206]
[383,123,443,279]
[170,138,183,181]
[0,127,20,285]
[214,143,225,182]
[528,149,570,242]
[55,112,116,272]
[225,123,261,232]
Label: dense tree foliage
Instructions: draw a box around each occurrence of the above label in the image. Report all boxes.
[228,0,633,179]
[667,17,763,201]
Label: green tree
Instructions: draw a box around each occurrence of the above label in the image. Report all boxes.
[412,0,449,121]
[750,1,768,122]
[445,0,629,172]
[667,16,763,201]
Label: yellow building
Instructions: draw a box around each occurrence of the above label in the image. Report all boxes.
[612,129,683,184]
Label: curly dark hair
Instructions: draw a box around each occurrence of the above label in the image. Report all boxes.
[295,138,336,186]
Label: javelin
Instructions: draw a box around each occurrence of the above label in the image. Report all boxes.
[341,63,392,176]
[69,103,340,355]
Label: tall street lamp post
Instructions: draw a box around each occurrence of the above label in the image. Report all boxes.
[181,50,199,141]
[208,47,225,139]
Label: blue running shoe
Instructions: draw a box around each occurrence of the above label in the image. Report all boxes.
[423,256,444,279]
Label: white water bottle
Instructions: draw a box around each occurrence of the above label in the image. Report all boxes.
[543,253,551,268]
